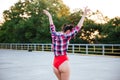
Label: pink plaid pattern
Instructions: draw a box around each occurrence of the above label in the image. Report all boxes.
[50,24,80,56]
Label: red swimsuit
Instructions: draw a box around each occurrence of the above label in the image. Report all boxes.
[53,55,68,69]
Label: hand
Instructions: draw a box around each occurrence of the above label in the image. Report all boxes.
[83,6,90,16]
[43,9,51,17]
[43,9,53,24]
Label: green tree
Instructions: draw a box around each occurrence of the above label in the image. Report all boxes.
[0,0,70,43]
[1,0,119,44]
[100,17,120,43]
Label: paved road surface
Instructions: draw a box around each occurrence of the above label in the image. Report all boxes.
[0,49,120,80]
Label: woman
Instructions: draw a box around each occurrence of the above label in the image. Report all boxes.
[43,7,90,80]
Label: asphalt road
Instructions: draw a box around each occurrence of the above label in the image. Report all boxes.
[0,49,120,80]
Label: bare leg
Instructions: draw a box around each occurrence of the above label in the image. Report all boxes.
[59,61,70,80]
[53,67,61,80]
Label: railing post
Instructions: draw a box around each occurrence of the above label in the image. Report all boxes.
[34,44,36,51]
[14,44,16,50]
[5,43,7,49]
[112,45,113,53]
[86,44,88,54]
[102,45,105,55]
[72,44,74,54]
[21,44,23,50]
[42,44,44,51]
[94,45,95,52]
[27,44,29,50]
[10,44,12,49]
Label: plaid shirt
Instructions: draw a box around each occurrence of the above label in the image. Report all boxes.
[50,24,80,56]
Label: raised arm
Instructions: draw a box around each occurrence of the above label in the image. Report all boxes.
[43,10,53,25]
[43,9,56,33]
[77,6,90,28]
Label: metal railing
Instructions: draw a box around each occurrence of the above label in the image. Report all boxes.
[0,43,120,55]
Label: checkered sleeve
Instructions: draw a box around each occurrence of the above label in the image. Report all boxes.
[66,26,80,39]
[50,24,56,33]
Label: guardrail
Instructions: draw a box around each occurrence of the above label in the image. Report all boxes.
[0,43,120,55]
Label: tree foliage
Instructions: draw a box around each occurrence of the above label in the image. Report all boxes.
[99,17,120,43]
[0,0,70,43]
[0,0,120,44]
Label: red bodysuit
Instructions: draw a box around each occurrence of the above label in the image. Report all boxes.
[53,55,68,69]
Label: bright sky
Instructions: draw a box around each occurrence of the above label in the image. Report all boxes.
[0,0,120,22]
[63,0,120,18]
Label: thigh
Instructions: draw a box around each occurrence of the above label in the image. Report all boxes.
[59,61,70,80]
[53,67,61,80]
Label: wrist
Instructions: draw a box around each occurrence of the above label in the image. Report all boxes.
[48,15,52,18]
[82,15,86,18]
